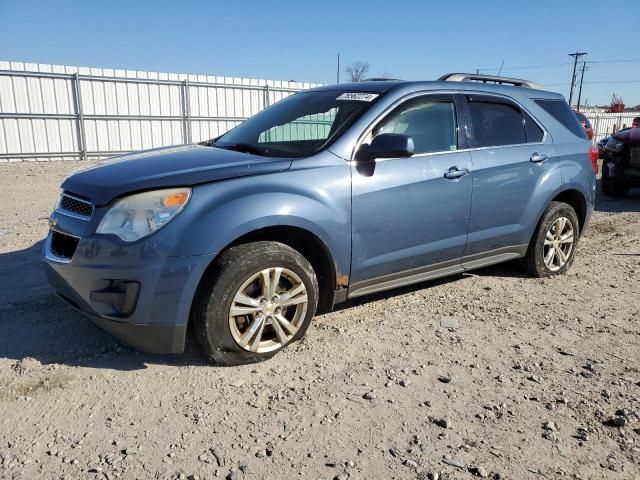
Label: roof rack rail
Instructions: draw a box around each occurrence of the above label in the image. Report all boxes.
[438,73,542,90]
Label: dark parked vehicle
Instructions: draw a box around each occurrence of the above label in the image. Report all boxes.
[574,111,593,140]
[601,127,640,196]
[44,73,596,365]
[597,135,610,159]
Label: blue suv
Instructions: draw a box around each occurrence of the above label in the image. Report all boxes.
[44,73,596,365]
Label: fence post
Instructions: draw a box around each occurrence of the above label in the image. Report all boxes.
[182,79,191,144]
[72,73,87,160]
[263,84,272,142]
[593,115,600,143]
[264,84,270,108]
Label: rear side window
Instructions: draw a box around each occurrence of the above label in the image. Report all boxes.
[524,112,544,143]
[535,99,587,139]
[467,100,526,147]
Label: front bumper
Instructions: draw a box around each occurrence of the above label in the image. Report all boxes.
[53,284,187,354]
[43,226,213,354]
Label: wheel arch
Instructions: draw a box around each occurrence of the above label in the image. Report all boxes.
[550,188,588,234]
[191,225,342,319]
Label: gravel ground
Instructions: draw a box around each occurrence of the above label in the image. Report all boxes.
[0,160,639,480]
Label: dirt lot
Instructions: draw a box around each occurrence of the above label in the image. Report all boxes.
[0,160,638,480]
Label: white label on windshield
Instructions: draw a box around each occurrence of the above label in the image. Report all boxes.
[336,92,379,102]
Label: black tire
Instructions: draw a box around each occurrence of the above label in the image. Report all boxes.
[191,241,319,366]
[522,201,580,277]
[601,161,630,197]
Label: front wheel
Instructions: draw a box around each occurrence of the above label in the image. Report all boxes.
[192,241,319,366]
[522,201,580,277]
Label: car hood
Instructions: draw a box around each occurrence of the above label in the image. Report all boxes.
[62,145,293,205]
[613,128,640,145]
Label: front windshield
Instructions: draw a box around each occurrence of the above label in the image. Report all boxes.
[211,90,381,158]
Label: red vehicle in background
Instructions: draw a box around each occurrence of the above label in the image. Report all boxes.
[574,111,593,140]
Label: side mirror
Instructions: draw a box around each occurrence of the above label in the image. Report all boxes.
[360,133,415,161]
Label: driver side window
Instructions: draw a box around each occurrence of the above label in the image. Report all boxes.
[372,98,458,155]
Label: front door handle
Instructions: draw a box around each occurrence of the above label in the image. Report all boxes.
[444,166,470,179]
[530,152,547,163]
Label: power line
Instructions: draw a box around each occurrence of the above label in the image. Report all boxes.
[544,80,640,86]
[588,57,640,65]
[478,62,572,71]
[477,57,640,73]
[582,80,640,84]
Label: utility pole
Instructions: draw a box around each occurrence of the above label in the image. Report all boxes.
[568,51,587,107]
[336,53,340,84]
[576,62,589,112]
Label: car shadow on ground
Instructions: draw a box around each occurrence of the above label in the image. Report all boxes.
[0,240,210,371]
[329,273,468,314]
[2,240,477,371]
[594,178,640,213]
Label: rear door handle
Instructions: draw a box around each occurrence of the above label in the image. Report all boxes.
[530,152,547,163]
[444,166,470,179]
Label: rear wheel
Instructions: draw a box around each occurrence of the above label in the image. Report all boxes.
[601,161,629,197]
[522,201,580,277]
[192,241,318,366]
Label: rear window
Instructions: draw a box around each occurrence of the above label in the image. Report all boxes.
[574,111,591,129]
[535,99,587,139]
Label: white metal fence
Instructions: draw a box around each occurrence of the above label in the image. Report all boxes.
[2,61,637,162]
[0,61,321,162]
[582,112,640,143]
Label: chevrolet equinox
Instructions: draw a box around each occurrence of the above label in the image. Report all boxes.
[44,73,597,365]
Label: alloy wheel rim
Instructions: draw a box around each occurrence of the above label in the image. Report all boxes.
[228,267,308,353]
[543,216,574,272]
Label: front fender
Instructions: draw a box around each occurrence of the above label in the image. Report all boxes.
[147,162,352,280]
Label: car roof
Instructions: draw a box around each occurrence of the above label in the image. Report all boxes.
[305,80,563,100]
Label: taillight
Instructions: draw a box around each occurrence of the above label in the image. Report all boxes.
[588,145,598,174]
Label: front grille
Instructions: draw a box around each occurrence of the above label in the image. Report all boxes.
[59,194,93,218]
[50,230,79,259]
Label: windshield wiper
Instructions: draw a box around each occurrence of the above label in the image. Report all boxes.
[214,142,269,156]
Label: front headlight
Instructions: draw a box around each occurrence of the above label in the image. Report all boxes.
[96,188,191,242]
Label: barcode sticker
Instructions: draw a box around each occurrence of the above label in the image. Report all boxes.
[336,92,379,102]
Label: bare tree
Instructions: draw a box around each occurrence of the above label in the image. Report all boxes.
[345,61,370,82]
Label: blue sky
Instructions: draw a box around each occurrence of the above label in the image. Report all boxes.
[1,0,639,106]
